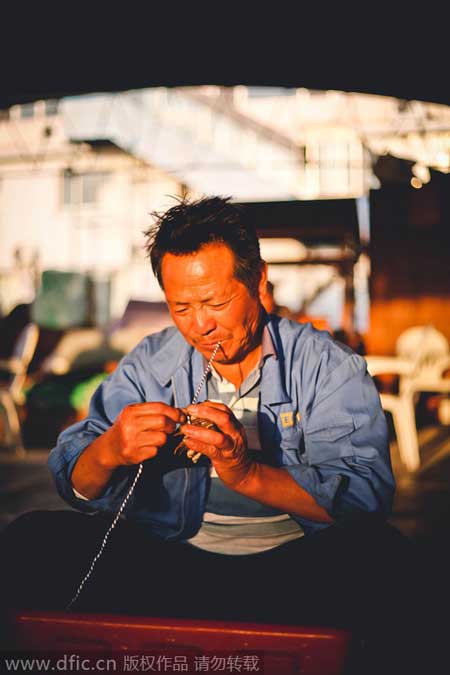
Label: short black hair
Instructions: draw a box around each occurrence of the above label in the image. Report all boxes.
[144,196,263,293]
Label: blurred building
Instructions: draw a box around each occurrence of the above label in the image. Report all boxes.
[0,97,183,318]
[0,87,449,343]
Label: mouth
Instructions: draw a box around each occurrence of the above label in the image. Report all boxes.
[199,341,224,349]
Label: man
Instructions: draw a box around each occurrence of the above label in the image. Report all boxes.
[1,197,419,666]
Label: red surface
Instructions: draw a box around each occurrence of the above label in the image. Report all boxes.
[5,610,352,675]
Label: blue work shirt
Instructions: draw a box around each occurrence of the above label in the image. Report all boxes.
[48,315,395,540]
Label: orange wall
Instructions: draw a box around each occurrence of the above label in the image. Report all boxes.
[366,296,450,355]
[366,178,450,355]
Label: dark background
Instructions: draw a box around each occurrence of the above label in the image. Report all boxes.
[1,11,447,109]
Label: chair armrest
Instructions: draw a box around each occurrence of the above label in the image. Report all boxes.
[40,355,71,375]
[365,356,415,377]
[0,357,23,375]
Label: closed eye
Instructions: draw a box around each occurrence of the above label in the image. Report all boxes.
[173,299,231,314]
[208,301,229,309]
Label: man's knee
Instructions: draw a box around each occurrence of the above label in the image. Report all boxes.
[4,510,57,531]
[2,510,82,543]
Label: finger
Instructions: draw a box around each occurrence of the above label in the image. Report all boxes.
[200,400,231,412]
[136,430,168,448]
[136,415,178,434]
[186,404,234,431]
[138,446,161,461]
[180,423,229,449]
[183,436,216,459]
[127,402,187,424]
[187,401,231,416]
[120,445,160,465]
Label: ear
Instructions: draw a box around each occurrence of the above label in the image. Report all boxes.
[257,261,268,302]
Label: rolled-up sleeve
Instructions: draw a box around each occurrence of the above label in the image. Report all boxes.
[286,352,395,528]
[48,355,146,514]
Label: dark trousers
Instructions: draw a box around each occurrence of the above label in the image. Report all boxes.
[0,510,438,672]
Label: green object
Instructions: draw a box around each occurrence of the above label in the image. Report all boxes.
[70,373,108,411]
[32,270,90,329]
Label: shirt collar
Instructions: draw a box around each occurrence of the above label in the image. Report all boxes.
[207,323,277,383]
[260,322,277,364]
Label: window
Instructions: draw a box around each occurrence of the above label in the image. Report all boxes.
[63,170,109,205]
[45,99,59,116]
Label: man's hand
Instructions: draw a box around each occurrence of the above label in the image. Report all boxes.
[180,401,255,491]
[180,400,332,523]
[71,402,186,500]
[99,402,186,469]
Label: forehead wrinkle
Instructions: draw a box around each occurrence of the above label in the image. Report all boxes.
[168,282,233,305]
[162,244,235,279]
[161,244,240,305]
[166,269,233,298]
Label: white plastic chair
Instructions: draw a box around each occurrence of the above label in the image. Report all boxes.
[396,326,450,407]
[365,355,420,471]
[0,323,39,455]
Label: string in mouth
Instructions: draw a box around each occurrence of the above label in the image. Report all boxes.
[173,340,222,462]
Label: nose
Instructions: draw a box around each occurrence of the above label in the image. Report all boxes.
[192,307,216,336]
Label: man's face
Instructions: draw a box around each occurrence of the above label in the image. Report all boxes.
[161,243,267,364]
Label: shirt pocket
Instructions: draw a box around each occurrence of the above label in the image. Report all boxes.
[305,414,355,464]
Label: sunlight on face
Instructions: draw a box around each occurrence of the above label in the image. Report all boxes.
[161,243,266,364]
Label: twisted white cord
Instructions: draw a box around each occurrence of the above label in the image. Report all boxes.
[66,462,143,610]
[191,341,221,408]
[66,341,221,611]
